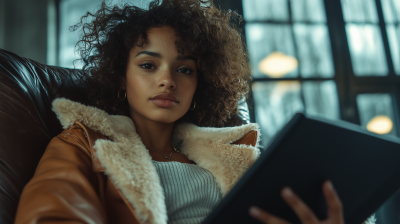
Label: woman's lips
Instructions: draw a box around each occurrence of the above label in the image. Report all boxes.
[150,93,179,108]
[151,99,177,108]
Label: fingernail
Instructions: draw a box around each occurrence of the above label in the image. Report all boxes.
[250,206,261,216]
[282,187,292,197]
[327,181,334,190]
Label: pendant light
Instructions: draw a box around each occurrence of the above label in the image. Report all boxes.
[258,51,298,78]
[366,115,393,134]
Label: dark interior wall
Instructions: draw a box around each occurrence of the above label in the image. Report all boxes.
[1,0,48,64]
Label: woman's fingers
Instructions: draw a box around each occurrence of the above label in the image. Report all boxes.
[249,206,291,224]
[323,180,344,223]
[281,187,320,224]
[250,181,344,224]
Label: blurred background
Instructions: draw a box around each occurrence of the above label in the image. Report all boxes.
[0,0,400,223]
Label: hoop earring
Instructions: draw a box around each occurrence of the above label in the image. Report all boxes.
[190,100,196,110]
[118,89,126,101]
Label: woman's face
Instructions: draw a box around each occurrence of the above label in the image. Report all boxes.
[124,26,198,124]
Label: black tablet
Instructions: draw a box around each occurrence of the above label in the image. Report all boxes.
[202,113,400,224]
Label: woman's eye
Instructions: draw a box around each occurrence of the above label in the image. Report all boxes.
[140,63,155,70]
[178,68,193,74]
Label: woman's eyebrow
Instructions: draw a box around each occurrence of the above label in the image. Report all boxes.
[135,51,161,58]
[135,51,196,62]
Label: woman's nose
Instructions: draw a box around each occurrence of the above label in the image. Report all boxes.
[158,70,176,89]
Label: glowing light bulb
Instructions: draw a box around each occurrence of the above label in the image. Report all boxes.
[258,52,298,78]
[366,115,393,134]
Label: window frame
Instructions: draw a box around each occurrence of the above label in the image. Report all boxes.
[219,0,400,138]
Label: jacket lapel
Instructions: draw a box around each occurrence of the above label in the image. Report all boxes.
[172,123,261,196]
[52,98,261,224]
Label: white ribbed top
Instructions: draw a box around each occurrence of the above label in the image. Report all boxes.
[152,160,223,224]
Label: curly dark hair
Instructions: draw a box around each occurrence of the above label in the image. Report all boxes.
[73,0,251,127]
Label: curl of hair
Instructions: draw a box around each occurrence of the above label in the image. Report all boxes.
[73,0,252,127]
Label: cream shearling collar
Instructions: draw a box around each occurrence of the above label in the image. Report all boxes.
[52,98,261,224]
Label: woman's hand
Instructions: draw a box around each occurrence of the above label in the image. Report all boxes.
[249,180,344,224]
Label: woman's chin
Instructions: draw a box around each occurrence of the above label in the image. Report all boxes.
[146,113,183,124]
[152,118,179,124]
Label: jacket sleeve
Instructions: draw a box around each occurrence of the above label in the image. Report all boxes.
[14,127,107,224]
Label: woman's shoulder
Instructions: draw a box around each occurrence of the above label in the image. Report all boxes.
[56,120,109,157]
[45,120,110,172]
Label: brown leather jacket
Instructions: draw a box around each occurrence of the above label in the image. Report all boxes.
[14,98,261,224]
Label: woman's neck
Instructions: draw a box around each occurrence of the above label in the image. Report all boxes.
[131,115,175,154]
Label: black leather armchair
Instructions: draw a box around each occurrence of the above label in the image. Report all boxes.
[0,48,251,224]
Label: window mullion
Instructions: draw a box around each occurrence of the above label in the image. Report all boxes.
[287,0,306,111]
[374,0,396,76]
[324,0,360,125]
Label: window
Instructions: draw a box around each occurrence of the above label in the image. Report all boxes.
[381,0,400,75]
[240,0,400,146]
[342,0,388,76]
[242,0,339,147]
[58,0,153,68]
[59,0,104,68]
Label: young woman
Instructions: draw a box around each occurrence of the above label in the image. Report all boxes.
[14,1,351,224]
